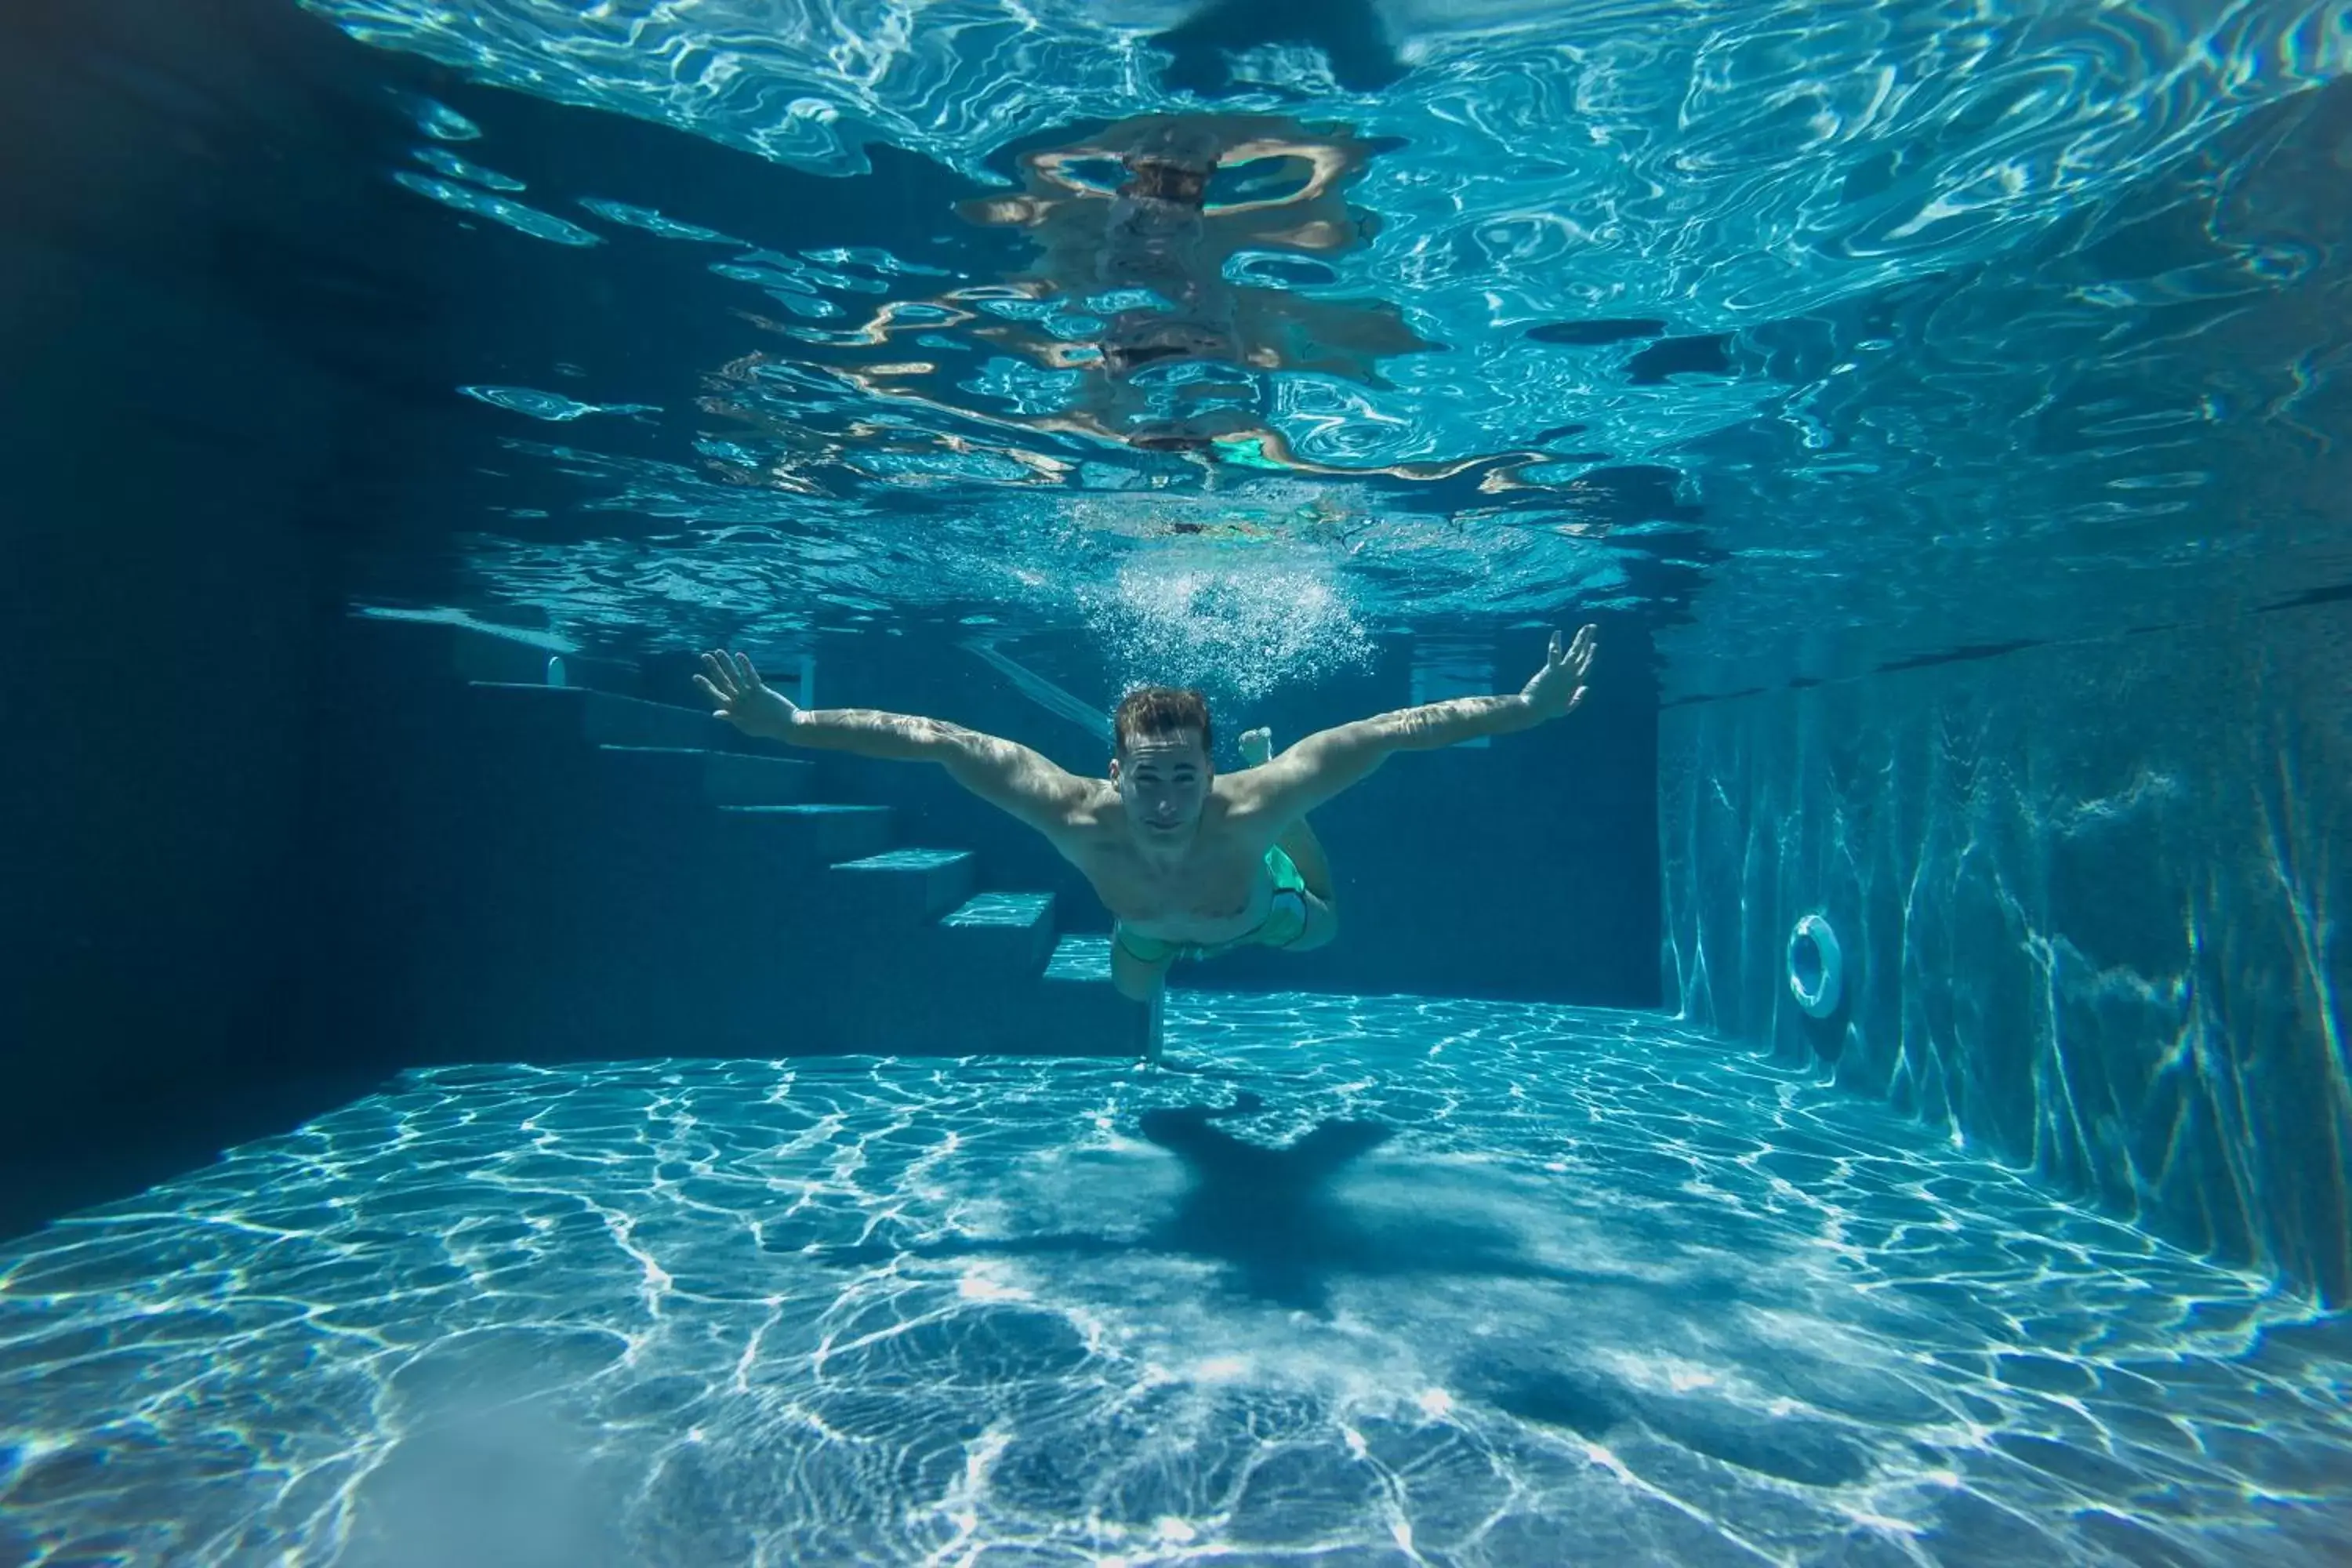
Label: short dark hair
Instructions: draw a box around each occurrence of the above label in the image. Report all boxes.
[1113,684,1213,757]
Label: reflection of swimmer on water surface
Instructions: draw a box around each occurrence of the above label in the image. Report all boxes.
[952,114,1437,455]
[692,336,1544,497]
[959,114,1382,288]
[696,111,1568,490]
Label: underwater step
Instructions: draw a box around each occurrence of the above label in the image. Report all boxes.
[798,929,1148,1057]
[837,968,1148,1058]
[1043,932,1116,984]
[827,848,977,923]
[467,681,748,751]
[1030,964,1152,1056]
[591,743,815,806]
[940,891,1058,975]
[716,804,893,867]
[1030,935,1154,1054]
[348,608,643,695]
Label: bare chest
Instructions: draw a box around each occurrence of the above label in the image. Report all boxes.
[1076,836,1272,941]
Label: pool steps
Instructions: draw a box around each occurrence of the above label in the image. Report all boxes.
[456,680,1150,1059]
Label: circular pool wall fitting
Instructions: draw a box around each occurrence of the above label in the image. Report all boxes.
[1787,913,1843,1019]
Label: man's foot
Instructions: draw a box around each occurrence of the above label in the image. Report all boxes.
[1239,726,1274,768]
[1133,1054,1207,1075]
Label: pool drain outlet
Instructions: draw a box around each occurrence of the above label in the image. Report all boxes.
[1787,913,1843,1019]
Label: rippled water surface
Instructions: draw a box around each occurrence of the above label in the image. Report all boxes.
[3,996,2347,1565]
[300,0,2352,698]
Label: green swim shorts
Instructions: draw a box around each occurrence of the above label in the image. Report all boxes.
[1113,845,1312,965]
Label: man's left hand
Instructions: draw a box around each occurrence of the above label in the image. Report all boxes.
[1520,624,1599,721]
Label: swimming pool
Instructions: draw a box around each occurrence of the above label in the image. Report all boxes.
[9,0,2349,1561]
[5,993,2343,1565]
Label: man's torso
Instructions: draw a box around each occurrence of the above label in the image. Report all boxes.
[1051,779,1285,944]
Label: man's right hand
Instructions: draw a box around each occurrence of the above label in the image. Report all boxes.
[695,649,800,741]
[1518,624,1598,723]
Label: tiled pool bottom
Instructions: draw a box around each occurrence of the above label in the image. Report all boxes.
[2,1000,2347,1567]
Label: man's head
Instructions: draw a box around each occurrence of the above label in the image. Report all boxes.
[1111,685,1214,839]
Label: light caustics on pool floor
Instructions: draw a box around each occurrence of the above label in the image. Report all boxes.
[2,997,2347,1566]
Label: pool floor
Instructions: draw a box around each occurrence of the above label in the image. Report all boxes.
[2,996,2347,1566]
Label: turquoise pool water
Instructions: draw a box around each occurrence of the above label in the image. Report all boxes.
[7,2,2346,1562]
[307,0,2352,700]
[5,995,2344,1565]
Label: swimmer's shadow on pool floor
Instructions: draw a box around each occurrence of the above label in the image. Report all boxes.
[772,1100,1872,1488]
[780,1095,1745,1317]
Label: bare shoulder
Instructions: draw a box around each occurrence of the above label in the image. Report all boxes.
[1211,768,1276,815]
[1029,774,1118,837]
[1065,775,1121,822]
[1208,771,1290,838]
[942,735,1113,837]
[1209,714,1397,829]
[1047,779,1131,860]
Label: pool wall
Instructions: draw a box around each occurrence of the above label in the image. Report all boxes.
[0,0,465,1240]
[1660,600,2352,1304]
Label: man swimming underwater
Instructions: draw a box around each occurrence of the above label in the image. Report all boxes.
[696,624,1598,1031]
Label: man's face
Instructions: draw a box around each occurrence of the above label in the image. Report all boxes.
[1112,727,1211,840]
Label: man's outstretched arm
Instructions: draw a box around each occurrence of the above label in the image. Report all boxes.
[696,649,1094,835]
[1239,625,1598,821]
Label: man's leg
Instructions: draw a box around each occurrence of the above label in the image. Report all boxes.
[1105,931,1171,1067]
[1110,938,1175,1004]
[1110,935,1175,1062]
